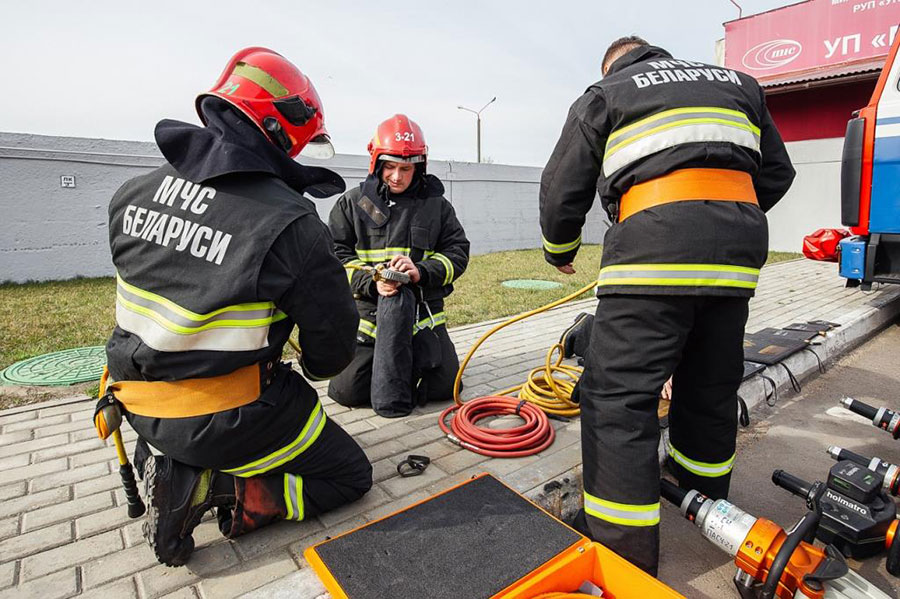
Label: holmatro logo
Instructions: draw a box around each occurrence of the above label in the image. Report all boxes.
[741,39,802,70]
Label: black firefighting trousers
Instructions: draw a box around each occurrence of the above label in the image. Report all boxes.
[573,294,749,575]
[328,288,459,416]
[130,365,372,538]
[216,417,373,537]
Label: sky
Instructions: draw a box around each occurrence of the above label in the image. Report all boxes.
[1,0,796,167]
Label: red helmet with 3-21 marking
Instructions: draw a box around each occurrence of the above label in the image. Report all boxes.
[367,114,427,173]
[196,47,334,159]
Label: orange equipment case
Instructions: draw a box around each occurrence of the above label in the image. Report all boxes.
[304,473,683,599]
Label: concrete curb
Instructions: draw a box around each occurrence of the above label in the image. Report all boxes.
[525,286,900,523]
[738,286,900,416]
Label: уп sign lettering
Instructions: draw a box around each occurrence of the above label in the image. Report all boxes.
[725,0,900,78]
[60,175,76,188]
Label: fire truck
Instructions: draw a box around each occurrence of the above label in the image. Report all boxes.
[834,30,900,289]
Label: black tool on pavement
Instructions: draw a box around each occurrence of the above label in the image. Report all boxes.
[396,454,431,477]
[772,464,898,562]
[754,327,820,343]
[839,396,900,439]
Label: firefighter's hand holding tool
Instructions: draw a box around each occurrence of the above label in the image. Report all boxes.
[94,367,145,519]
[389,254,420,283]
[344,256,419,285]
[661,479,888,599]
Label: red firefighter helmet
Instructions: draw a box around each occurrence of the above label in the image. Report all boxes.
[367,114,427,173]
[196,47,333,159]
[803,228,850,262]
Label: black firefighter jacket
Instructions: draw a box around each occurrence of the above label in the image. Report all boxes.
[540,45,796,297]
[105,98,359,467]
[328,174,470,343]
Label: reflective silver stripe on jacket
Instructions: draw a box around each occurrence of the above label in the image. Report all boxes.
[597,264,759,289]
[583,492,660,527]
[603,107,761,177]
[283,473,304,521]
[115,275,286,352]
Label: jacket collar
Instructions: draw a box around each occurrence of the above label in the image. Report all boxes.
[605,45,672,77]
[154,97,345,199]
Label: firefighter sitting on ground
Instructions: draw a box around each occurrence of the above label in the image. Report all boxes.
[327,115,470,417]
[103,47,372,566]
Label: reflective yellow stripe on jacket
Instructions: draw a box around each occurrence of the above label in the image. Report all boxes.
[583,492,660,527]
[542,234,582,255]
[603,107,761,177]
[222,401,326,477]
[667,439,735,478]
[115,275,287,352]
[358,312,448,340]
[344,259,366,283]
[425,252,455,285]
[597,264,759,290]
[356,247,411,264]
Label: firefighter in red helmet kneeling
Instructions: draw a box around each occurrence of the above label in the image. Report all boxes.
[103,47,372,566]
[327,114,470,417]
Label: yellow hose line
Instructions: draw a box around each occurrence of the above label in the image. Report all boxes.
[496,343,582,417]
[453,281,597,416]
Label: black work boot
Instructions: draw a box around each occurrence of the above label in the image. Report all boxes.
[143,455,234,566]
[559,312,593,358]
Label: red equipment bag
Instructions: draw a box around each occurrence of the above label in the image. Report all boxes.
[802,228,850,262]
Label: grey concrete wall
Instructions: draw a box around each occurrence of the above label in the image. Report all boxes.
[768,137,844,253]
[0,131,840,283]
[0,132,607,283]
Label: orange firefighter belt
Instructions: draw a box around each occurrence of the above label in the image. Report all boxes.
[618,168,758,222]
[102,363,262,418]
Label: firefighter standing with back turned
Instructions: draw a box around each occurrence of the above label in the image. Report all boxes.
[103,47,372,566]
[539,37,795,574]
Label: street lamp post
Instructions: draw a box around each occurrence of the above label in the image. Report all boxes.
[457,97,496,163]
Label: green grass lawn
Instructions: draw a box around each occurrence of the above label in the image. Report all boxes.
[0,247,801,373]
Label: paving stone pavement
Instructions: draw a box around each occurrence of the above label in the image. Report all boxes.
[0,259,898,598]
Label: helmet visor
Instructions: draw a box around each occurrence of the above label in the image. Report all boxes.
[300,134,335,159]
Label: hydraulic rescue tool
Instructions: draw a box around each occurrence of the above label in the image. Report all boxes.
[661,479,889,599]
[827,446,900,498]
[839,397,900,439]
[772,466,900,577]
[94,368,146,519]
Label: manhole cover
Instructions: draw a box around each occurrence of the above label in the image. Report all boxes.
[501,279,563,290]
[0,346,106,386]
